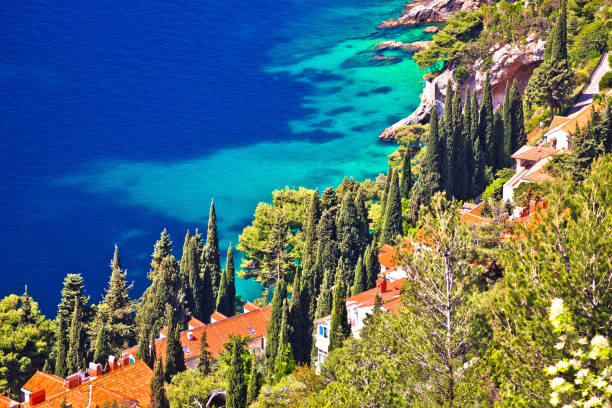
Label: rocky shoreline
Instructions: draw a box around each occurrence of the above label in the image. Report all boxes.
[378,0,484,28]
[379,34,546,140]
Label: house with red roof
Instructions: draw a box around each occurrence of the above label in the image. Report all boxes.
[3,360,153,408]
[123,304,271,370]
[313,277,404,365]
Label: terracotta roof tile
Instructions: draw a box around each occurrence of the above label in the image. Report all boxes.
[188,317,205,328]
[461,212,490,225]
[210,311,227,322]
[22,372,66,398]
[547,103,604,135]
[378,244,398,268]
[0,395,18,408]
[124,307,272,364]
[511,145,558,161]
[33,361,153,408]
[243,302,260,312]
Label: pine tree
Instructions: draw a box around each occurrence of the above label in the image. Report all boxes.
[198,330,213,375]
[150,359,168,408]
[352,256,365,296]
[336,191,362,271]
[328,270,351,353]
[226,335,248,408]
[364,240,379,290]
[54,315,68,377]
[399,151,413,200]
[493,107,506,170]
[150,229,173,281]
[265,280,286,376]
[202,200,222,298]
[92,324,110,364]
[382,169,402,244]
[246,358,262,405]
[164,306,185,382]
[66,302,83,373]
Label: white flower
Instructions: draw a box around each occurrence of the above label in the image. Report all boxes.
[594,377,607,389]
[549,391,560,406]
[574,348,585,358]
[555,360,570,372]
[591,335,609,350]
[551,377,566,388]
[555,342,566,350]
[583,396,601,408]
[546,365,558,375]
[576,368,590,378]
[550,298,565,321]
[578,337,588,345]
[568,359,580,369]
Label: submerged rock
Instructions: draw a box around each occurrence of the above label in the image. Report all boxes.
[423,26,439,33]
[375,40,432,52]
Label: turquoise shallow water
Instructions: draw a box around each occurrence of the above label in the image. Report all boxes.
[1,0,429,312]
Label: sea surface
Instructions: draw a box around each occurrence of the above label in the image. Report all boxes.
[0,0,430,315]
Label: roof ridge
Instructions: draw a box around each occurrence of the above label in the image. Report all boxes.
[180,306,272,333]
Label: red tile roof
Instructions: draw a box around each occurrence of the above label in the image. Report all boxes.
[124,307,272,364]
[22,372,66,398]
[210,311,227,322]
[511,145,558,161]
[243,301,260,312]
[160,316,208,337]
[31,361,153,408]
[378,244,398,268]
[0,395,18,408]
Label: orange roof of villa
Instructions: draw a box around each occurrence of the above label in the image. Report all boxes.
[0,395,18,408]
[210,311,227,322]
[124,307,272,363]
[547,102,603,135]
[29,361,153,408]
[378,244,398,268]
[243,301,260,312]
[511,145,558,162]
[22,371,66,399]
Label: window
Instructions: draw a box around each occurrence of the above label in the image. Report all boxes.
[319,325,328,338]
[183,346,190,354]
[248,327,256,335]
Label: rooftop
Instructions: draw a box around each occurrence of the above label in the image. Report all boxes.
[511,145,558,162]
[22,372,65,400]
[378,244,398,269]
[546,102,604,136]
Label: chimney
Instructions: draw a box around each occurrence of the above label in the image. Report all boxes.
[29,390,45,405]
[540,197,547,209]
[529,199,536,215]
[120,353,129,367]
[376,278,387,293]
[88,362,102,378]
[108,355,118,371]
[187,332,195,341]
[65,373,81,390]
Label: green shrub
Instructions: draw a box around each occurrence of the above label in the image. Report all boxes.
[453,65,470,84]
[600,71,612,90]
[574,69,588,85]
[569,21,607,65]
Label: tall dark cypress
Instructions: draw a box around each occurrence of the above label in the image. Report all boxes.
[150,229,174,281]
[474,78,491,192]
[164,307,185,382]
[289,271,309,364]
[381,166,393,211]
[364,240,379,289]
[246,357,262,405]
[381,169,402,244]
[440,82,453,193]
[503,82,513,165]
[200,252,216,324]
[66,302,83,373]
[352,256,365,296]
[301,190,321,271]
[399,151,413,200]
[226,335,248,408]
[550,0,568,64]
[354,189,370,250]
[448,86,466,199]
[493,107,506,170]
[336,191,362,271]
[92,324,110,365]
[463,90,475,197]
[482,73,495,167]
[216,246,235,317]
[135,328,149,365]
[54,316,68,377]
[198,330,213,375]
[328,270,351,353]
[180,231,195,314]
[265,280,286,376]
[202,200,222,298]
[509,80,526,153]
[184,237,203,320]
[150,359,168,408]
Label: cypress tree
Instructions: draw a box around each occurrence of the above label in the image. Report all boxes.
[198,330,213,375]
[135,328,149,365]
[149,329,157,368]
[265,280,286,376]
[185,237,204,320]
[328,269,351,353]
[443,80,454,139]
[20,286,32,324]
[320,187,338,215]
[481,73,495,167]
[381,166,393,211]
[164,306,184,382]
[226,335,248,408]
[301,190,321,271]
[354,189,370,249]
[93,245,135,353]
[202,200,222,298]
[216,265,230,316]
[226,246,236,316]
[352,256,365,296]
[289,271,309,364]
[200,254,215,324]
[381,169,402,244]
[150,229,174,280]
[273,299,295,382]
[336,191,361,271]
[92,324,110,364]
[42,359,50,374]
[314,267,333,319]
[66,302,83,373]
[550,0,568,64]
[364,240,379,289]
[503,82,513,165]
[493,108,506,170]
[463,90,475,197]
[150,359,167,408]
[399,151,413,200]
[179,231,195,314]
[509,80,526,153]
[246,358,262,406]
[54,315,68,377]
[448,86,467,199]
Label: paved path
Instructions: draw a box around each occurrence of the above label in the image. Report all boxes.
[570,50,610,114]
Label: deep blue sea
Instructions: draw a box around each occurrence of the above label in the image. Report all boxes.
[0,0,430,316]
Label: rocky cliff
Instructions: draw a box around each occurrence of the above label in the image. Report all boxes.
[378,0,484,27]
[379,34,546,140]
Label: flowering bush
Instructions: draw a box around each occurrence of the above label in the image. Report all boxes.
[546,298,612,407]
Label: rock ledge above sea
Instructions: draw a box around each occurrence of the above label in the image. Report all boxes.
[378,0,484,27]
